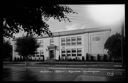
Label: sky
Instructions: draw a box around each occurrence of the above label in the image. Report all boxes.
[47,4,125,34]
[14,4,125,38]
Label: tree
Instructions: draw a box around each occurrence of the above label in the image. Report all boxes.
[104,33,123,61]
[3,40,12,61]
[1,0,76,38]
[15,35,40,62]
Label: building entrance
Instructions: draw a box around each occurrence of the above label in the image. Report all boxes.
[49,50,55,59]
[48,45,57,60]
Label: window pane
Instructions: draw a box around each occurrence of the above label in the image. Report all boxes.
[77,36,81,41]
[61,43,65,46]
[61,38,66,46]
[77,54,82,56]
[77,36,82,45]
[77,48,82,56]
[77,48,82,53]
[66,37,70,41]
[72,42,76,45]
[77,42,82,45]
[40,55,44,57]
[66,37,71,45]
[62,51,65,53]
[67,54,71,56]
[66,42,70,45]
[66,49,70,53]
[62,54,66,56]
[71,37,76,41]
[72,54,76,56]
[61,38,65,42]
[71,37,76,45]
[72,49,76,53]
[61,49,65,53]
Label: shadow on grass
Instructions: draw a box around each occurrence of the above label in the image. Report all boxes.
[3,68,12,81]
[19,68,38,81]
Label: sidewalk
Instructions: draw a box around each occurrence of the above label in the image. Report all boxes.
[3,61,123,69]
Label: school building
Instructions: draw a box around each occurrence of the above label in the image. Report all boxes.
[12,27,111,61]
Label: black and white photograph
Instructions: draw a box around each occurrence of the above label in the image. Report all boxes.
[2,0,126,82]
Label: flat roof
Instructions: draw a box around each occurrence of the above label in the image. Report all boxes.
[38,27,111,38]
[12,27,111,41]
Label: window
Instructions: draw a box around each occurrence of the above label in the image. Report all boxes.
[61,49,66,56]
[71,37,76,45]
[62,50,65,53]
[71,37,76,41]
[67,49,70,53]
[72,48,76,56]
[66,49,71,56]
[72,54,76,56]
[61,38,65,42]
[50,38,54,45]
[66,37,71,45]
[67,54,71,56]
[62,54,65,56]
[61,43,65,46]
[61,38,66,46]
[77,36,82,45]
[40,55,44,57]
[72,49,76,53]
[77,48,82,56]
[77,42,82,45]
[77,36,82,41]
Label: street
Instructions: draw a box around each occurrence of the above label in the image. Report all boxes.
[3,64,126,81]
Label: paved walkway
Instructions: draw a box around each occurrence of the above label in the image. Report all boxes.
[3,61,123,68]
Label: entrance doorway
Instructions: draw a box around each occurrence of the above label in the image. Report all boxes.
[48,45,57,60]
[49,50,55,59]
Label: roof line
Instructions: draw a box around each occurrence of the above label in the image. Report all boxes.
[38,27,111,39]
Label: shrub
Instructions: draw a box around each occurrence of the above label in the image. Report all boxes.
[15,35,40,62]
[103,54,110,62]
[82,56,85,61]
[86,53,90,61]
[108,55,112,62]
[113,57,122,62]
[97,54,100,61]
[90,56,94,61]
[3,40,12,61]
[103,54,107,62]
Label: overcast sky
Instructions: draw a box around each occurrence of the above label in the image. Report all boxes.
[14,4,125,37]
